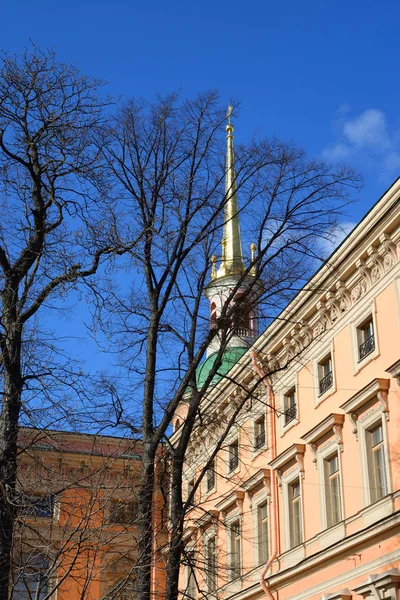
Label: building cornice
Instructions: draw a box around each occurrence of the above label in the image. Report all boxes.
[269,443,305,474]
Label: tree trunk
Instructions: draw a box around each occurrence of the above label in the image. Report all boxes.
[0,329,23,600]
[164,457,184,600]
[136,314,158,600]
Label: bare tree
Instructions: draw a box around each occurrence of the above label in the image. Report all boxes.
[0,46,131,600]
[13,427,145,600]
[95,92,362,600]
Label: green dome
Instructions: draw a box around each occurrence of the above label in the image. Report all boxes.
[196,347,248,389]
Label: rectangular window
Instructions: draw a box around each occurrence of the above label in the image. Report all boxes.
[254,416,266,450]
[324,454,342,527]
[357,317,375,361]
[283,388,297,425]
[318,355,333,396]
[185,550,196,598]
[187,479,195,503]
[109,499,138,524]
[257,502,268,565]
[206,461,215,492]
[228,440,239,472]
[230,520,241,580]
[289,480,302,548]
[367,422,388,503]
[20,494,54,518]
[206,536,217,591]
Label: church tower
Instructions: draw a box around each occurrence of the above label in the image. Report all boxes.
[204,108,262,359]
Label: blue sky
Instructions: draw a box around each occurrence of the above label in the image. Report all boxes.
[3,0,400,373]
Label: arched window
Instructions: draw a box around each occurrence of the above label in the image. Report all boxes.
[13,554,49,600]
[232,294,251,334]
[210,302,217,329]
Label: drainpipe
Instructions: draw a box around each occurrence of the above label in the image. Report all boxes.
[250,351,278,600]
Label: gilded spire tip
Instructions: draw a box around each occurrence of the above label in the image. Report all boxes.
[226,105,234,133]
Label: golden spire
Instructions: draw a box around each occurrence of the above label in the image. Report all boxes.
[216,106,245,278]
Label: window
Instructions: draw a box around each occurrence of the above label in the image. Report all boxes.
[187,479,195,503]
[289,479,302,548]
[206,461,215,492]
[210,302,217,330]
[229,520,241,580]
[318,355,333,396]
[107,578,136,600]
[283,388,297,426]
[228,440,239,472]
[366,422,388,502]
[257,502,268,565]
[19,494,54,518]
[109,499,138,525]
[254,416,266,450]
[13,554,49,600]
[324,454,342,527]
[206,536,217,591]
[357,317,375,361]
[232,294,251,335]
[184,550,196,598]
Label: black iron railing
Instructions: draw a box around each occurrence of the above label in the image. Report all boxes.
[255,431,266,449]
[359,334,375,361]
[319,371,333,395]
[229,454,239,472]
[284,404,297,425]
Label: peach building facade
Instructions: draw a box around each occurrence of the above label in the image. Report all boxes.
[15,429,166,600]
[176,177,400,600]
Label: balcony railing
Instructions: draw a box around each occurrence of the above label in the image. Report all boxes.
[319,371,333,395]
[229,454,239,472]
[359,334,375,361]
[254,431,266,450]
[235,327,252,337]
[284,404,297,425]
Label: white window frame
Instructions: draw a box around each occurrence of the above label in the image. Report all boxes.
[359,411,391,507]
[350,299,379,375]
[313,341,336,406]
[316,441,345,530]
[204,458,217,497]
[183,546,197,598]
[278,379,298,435]
[252,411,267,456]
[256,496,269,566]
[203,527,217,593]
[225,511,242,581]
[282,470,304,551]
[225,427,240,477]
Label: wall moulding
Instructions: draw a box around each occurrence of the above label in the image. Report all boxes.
[340,378,391,439]
[302,413,345,466]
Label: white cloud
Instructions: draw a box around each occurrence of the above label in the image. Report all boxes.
[343,109,389,149]
[383,151,400,174]
[323,107,400,179]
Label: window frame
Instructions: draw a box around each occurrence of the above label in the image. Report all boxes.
[206,459,216,494]
[282,471,304,551]
[278,377,299,435]
[205,534,217,592]
[283,387,297,426]
[257,500,269,565]
[228,518,241,580]
[318,445,344,530]
[313,341,336,406]
[254,414,266,452]
[351,301,379,374]
[228,439,239,473]
[361,416,390,505]
[108,498,138,526]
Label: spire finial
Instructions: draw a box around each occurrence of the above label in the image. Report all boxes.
[215,107,245,278]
